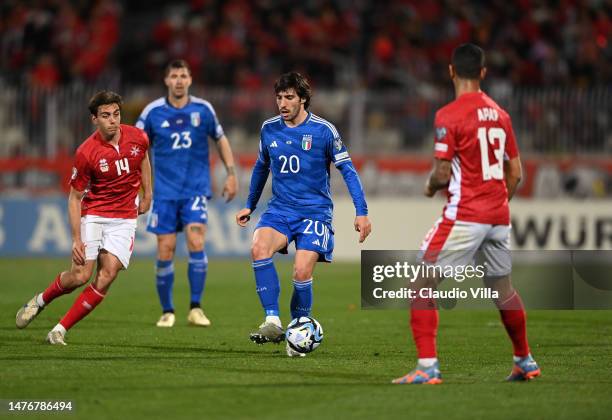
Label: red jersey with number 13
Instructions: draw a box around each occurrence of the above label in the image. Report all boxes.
[433,91,519,225]
[70,124,149,219]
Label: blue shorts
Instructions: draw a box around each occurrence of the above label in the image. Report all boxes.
[147,196,208,234]
[256,211,334,262]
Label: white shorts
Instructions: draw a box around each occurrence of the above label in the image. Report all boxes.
[419,217,512,277]
[81,215,137,269]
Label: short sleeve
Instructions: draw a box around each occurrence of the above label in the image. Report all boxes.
[504,120,519,160]
[433,112,455,161]
[70,150,91,192]
[206,104,224,141]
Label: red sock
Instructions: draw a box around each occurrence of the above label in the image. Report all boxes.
[410,296,439,358]
[59,284,105,331]
[497,292,530,357]
[42,273,76,305]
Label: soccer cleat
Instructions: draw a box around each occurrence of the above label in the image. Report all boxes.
[392,362,443,384]
[156,312,175,328]
[286,342,306,358]
[506,354,541,381]
[187,308,211,327]
[16,295,44,329]
[249,321,285,344]
[46,330,67,346]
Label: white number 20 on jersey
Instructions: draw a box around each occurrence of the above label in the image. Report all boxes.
[478,127,506,180]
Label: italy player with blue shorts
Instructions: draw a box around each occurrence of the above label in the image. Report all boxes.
[236,72,372,357]
[137,60,237,328]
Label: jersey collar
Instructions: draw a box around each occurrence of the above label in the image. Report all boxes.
[165,95,191,110]
[280,111,312,128]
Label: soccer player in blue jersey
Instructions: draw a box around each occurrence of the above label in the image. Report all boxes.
[137,60,237,328]
[235,72,372,356]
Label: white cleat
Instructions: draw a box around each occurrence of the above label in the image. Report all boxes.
[187,308,211,327]
[156,312,175,327]
[286,343,306,358]
[250,321,285,344]
[16,295,43,329]
[46,330,67,346]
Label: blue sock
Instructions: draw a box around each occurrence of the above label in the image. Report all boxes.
[252,258,280,317]
[188,251,208,307]
[290,278,313,319]
[156,260,174,313]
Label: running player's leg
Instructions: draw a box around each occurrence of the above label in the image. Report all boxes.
[148,199,180,326]
[47,218,135,345]
[16,261,95,329]
[16,215,102,329]
[481,225,540,380]
[182,196,210,326]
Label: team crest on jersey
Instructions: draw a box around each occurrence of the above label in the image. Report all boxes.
[99,159,109,172]
[435,127,447,141]
[334,138,343,151]
[302,134,312,151]
[131,146,141,156]
[191,112,201,127]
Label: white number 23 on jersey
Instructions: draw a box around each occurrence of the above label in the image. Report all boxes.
[171,131,192,149]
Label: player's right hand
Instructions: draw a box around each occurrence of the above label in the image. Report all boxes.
[72,239,86,266]
[235,208,252,227]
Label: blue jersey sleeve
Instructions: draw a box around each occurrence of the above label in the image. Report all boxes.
[246,137,271,211]
[205,103,225,141]
[135,111,152,140]
[326,132,368,216]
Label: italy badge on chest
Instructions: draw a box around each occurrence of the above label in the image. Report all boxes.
[191,112,201,127]
[302,134,312,151]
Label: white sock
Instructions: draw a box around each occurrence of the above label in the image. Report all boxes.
[36,293,45,308]
[513,354,529,362]
[52,324,66,335]
[418,357,438,367]
[265,315,281,327]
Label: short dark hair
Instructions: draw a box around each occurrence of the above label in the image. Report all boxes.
[88,91,122,116]
[274,72,312,109]
[165,59,191,77]
[452,43,486,79]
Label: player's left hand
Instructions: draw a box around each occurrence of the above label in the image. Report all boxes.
[139,195,152,214]
[222,174,238,202]
[354,216,371,243]
[424,180,436,197]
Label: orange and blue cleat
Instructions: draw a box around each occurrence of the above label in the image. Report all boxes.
[506,354,541,381]
[392,362,442,385]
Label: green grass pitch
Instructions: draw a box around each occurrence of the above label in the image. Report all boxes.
[1,258,611,419]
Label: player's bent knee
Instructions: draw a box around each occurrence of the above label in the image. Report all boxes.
[251,242,273,260]
[293,266,313,281]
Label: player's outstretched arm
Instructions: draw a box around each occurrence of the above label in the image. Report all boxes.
[424,158,451,197]
[68,187,86,265]
[215,135,238,202]
[139,151,152,214]
[504,156,522,201]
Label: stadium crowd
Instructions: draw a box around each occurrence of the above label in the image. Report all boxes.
[1,0,610,89]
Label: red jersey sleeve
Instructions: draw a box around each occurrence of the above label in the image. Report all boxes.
[504,119,519,160]
[433,112,456,161]
[70,150,91,192]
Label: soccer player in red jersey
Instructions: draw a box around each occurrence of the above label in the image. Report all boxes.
[392,44,540,384]
[15,91,152,345]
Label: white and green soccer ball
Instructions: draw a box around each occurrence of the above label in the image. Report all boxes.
[285,316,324,354]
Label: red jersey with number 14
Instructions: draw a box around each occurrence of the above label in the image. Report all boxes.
[433,91,519,225]
[70,124,149,219]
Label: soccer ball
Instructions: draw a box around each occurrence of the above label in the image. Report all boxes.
[285,316,324,354]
